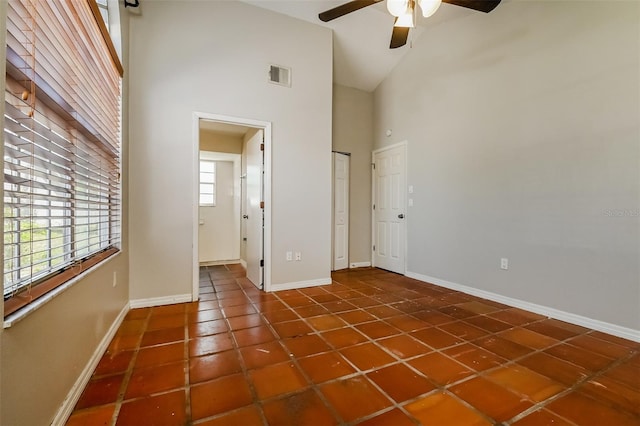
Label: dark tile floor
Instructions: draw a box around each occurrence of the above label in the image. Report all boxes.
[67,265,640,425]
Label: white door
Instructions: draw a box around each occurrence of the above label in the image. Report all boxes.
[245,129,264,288]
[373,143,406,274]
[332,152,350,270]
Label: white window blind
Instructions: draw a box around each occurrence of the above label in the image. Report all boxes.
[4,0,122,316]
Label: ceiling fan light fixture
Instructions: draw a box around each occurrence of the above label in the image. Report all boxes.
[394,10,415,27]
[386,0,409,17]
[418,0,442,17]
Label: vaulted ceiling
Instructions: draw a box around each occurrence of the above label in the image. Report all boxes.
[244,0,497,92]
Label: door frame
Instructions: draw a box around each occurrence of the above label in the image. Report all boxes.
[371,141,408,274]
[192,112,272,300]
[332,151,350,271]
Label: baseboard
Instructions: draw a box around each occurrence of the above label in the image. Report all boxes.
[52,303,129,426]
[269,277,332,292]
[240,259,247,269]
[199,259,241,267]
[129,293,193,309]
[350,261,372,268]
[406,271,640,343]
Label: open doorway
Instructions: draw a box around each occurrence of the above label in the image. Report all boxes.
[192,112,272,300]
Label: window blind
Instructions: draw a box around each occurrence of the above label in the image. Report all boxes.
[4,0,122,316]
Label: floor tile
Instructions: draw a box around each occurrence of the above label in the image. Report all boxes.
[93,350,134,377]
[189,350,243,384]
[319,376,393,423]
[322,327,368,348]
[75,374,124,409]
[66,405,115,426]
[233,325,276,347]
[488,308,545,327]
[355,321,401,339]
[404,391,491,426]
[272,320,313,338]
[338,309,377,325]
[283,334,332,358]
[189,333,234,357]
[366,363,435,403]
[147,313,185,331]
[141,326,185,347]
[498,327,559,350]
[227,313,264,330]
[262,308,299,323]
[195,405,263,426]
[472,335,533,360]
[307,314,347,331]
[456,301,500,315]
[568,334,635,359]
[189,309,224,324]
[577,375,640,416]
[117,390,186,426]
[408,352,473,386]
[135,341,185,369]
[517,351,589,386]
[546,392,640,426]
[188,319,228,338]
[124,361,185,399]
[464,316,512,333]
[603,356,640,389]
[511,409,574,426]
[191,374,253,421]
[445,344,506,373]
[339,342,396,371]
[377,335,430,359]
[240,340,290,370]
[450,376,533,422]
[249,361,309,399]
[262,388,338,425]
[356,408,416,426]
[298,351,356,383]
[384,315,428,332]
[107,334,141,353]
[544,343,614,372]
[410,327,462,349]
[437,321,487,341]
[484,364,565,402]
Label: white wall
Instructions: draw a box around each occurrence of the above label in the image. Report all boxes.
[129,1,333,300]
[332,84,374,266]
[198,160,240,263]
[374,0,639,333]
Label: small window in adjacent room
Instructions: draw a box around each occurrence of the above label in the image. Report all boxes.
[199,160,216,206]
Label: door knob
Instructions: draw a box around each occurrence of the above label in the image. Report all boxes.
[398,214,405,219]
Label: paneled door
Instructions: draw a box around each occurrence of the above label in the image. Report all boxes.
[332,152,350,270]
[245,129,264,288]
[372,143,406,274]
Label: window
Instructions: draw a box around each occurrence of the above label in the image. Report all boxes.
[199,160,216,206]
[3,0,123,317]
[96,0,110,29]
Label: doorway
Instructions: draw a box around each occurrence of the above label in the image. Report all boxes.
[192,112,272,300]
[372,142,407,274]
[332,151,350,271]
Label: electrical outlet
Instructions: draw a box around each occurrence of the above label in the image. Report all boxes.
[295,252,301,261]
[286,251,292,261]
[500,258,509,270]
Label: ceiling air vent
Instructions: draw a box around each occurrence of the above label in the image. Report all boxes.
[268,64,291,87]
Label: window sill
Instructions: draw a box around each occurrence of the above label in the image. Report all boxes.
[3,250,122,329]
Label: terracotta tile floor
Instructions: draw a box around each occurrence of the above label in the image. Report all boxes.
[67,265,640,425]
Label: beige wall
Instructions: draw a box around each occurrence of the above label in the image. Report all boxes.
[0,2,131,425]
[128,1,333,300]
[332,84,374,266]
[374,1,640,332]
[200,129,243,154]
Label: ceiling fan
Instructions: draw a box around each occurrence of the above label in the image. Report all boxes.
[319,0,501,49]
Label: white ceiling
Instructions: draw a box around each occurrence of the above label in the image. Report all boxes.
[244,0,489,92]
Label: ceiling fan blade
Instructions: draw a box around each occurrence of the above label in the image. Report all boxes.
[390,23,410,49]
[442,0,501,13]
[319,0,380,22]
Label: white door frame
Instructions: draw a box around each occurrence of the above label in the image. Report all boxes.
[332,151,350,270]
[192,112,272,300]
[371,141,408,274]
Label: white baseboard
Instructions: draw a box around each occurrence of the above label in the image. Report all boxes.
[129,293,193,309]
[350,261,372,268]
[240,259,247,269]
[52,303,129,426]
[406,271,640,343]
[199,259,241,267]
[269,277,332,292]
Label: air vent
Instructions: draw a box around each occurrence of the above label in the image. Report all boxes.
[268,64,291,87]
